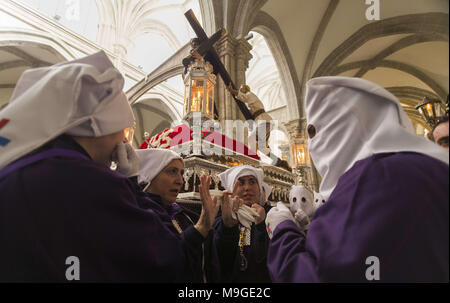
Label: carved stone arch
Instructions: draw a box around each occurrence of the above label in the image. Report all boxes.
[126,43,191,105]
[0,29,77,109]
[376,61,447,101]
[199,0,217,35]
[133,97,179,144]
[135,19,182,50]
[332,59,448,101]
[134,98,177,121]
[250,11,301,120]
[385,86,441,105]
[353,34,447,78]
[0,29,77,62]
[232,0,267,39]
[386,86,441,132]
[314,12,449,78]
[200,0,223,33]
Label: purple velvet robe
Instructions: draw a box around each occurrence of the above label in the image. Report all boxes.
[0,136,188,282]
[214,204,272,283]
[140,194,221,283]
[268,152,449,282]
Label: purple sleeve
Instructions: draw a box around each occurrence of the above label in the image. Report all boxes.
[268,220,320,282]
[267,153,449,283]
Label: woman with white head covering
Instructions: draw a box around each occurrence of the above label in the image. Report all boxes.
[266,76,449,282]
[213,164,273,282]
[0,51,189,282]
[135,148,220,282]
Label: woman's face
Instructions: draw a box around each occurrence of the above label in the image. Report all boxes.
[234,175,260,206]
[147,159,184,206]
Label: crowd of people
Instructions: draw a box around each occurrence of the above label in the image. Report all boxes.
[0,51,448,282]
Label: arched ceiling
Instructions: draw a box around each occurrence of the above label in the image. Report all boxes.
[1,0,448,139]
[0,39,68,109]
[17,0,99,42]
[95,0,203,72]
[260,0,448,108]
[246,31,287,112]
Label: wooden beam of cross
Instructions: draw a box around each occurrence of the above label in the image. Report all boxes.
[184,9,254,121]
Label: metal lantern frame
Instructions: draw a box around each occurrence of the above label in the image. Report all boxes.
[290,140,310,169]
[183,59,216,120]
[415,97,445,129]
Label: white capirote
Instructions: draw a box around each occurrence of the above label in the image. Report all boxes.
[305,76,449,201]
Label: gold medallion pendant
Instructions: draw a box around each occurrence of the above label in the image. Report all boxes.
[172,219,183,234]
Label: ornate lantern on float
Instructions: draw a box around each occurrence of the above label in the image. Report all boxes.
[291,140,310,168]
[290,139,311,186]
[415,96,445,129]
[183,58,216,122]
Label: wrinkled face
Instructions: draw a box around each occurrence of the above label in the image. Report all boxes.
[234,175,260,206]
[147,159,184,206]
[289,186,314,216]
[433,121,449,152]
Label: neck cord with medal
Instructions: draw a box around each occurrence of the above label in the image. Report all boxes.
[238,224,251,271]
[171,208,208,283]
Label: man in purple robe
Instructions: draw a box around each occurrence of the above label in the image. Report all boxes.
[0,51,190,282]
[265,77,449,283]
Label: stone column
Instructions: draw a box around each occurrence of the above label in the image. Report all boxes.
[235,38,253,119]
[278,144,291,163]
[112,43,127,72]
[215,34,253,141]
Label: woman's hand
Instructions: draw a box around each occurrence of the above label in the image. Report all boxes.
[195,174,218,238]
[221,181,243,228]
[251,203,266,225]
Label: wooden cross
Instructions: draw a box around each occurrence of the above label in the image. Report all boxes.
[184,9,254,121]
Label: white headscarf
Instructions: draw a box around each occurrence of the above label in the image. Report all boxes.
[136,148,183,191]
[305,76,449,201]
[218,165,272,205]
[0,51,134,170]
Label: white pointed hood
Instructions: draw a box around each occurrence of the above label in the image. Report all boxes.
[305,76,448,201]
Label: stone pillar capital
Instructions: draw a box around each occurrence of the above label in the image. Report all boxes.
[216,34,238,57]
[283,118,307,141]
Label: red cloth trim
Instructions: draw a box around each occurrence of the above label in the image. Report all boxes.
[139,124,260,160]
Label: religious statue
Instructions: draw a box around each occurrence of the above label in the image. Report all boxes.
[226,84,273,152]
[227,84,292,171]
